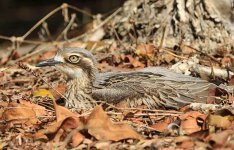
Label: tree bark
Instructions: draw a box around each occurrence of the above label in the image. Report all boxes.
[107,0,234,54]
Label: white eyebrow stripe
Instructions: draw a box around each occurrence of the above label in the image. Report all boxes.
[54,54,64,62]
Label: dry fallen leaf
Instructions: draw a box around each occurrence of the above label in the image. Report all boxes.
[1,102,39,127]
[150,119,171,132]
[55,104,78,122]
[182,46,195,55]
[49,84,66,99]
[205,130,234,148]
[35,115,83,142]
[208,115,234,129]
[177,140,194,149]
[35,103,83,142]
[35,105,142,147]
[33,89,55,99]
[136,44,155,58]
[53,128,64,142]
[161,53,175,63]
[180,111,207,134]
[19,100,47,116]
[71,132,85,148]
[207,109,234,129]
[87,105,143,141]
[125,55,145,68]
[175,136,195,149]
[0,101,8,119]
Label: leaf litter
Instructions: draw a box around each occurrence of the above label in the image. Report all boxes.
[0,1,234,149]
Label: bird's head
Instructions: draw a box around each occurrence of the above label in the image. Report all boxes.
[36,47,97,81]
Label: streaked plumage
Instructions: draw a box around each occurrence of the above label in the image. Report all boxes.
[36,47,217,110]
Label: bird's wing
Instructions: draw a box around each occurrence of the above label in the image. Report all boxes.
[93,67,217,109]
[92,80,145,104]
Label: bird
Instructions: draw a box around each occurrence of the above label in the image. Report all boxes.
[36,47,217,110]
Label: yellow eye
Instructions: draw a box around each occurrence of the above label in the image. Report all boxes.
[68,55,80,63]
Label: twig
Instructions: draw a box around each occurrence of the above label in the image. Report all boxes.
[130,122,159,131]
[103,102,182,114]
[17,62,68,107]
[159,25,167,51]
[56,13,77,41]
[22,5,62,40]
[67,4,93,17]
[189,103,221,111]
[68,7,122,42]
[61,126,84,148]
[13,43,55,63]
[185,45,221,65]
[0,115,56,124]
[112,23,127,49]
[162,47,187,59]
[0,3,94,45]
[107,111,181,117]
[2,107,48,110]
[0,35,45,45]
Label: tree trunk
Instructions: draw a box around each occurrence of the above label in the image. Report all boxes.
[106,0,234,54]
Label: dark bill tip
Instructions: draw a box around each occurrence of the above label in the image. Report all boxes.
[36,58,62,67]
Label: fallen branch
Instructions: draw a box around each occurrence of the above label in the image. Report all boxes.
[171,55,234,79]
[188,103,221,111]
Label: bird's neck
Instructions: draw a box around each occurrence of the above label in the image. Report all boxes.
[64,73,95,109]
[67,73,94,93]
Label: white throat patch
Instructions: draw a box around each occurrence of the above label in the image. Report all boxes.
[56,65,83,79]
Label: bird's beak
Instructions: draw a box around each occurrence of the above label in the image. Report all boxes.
[36,58,62,67]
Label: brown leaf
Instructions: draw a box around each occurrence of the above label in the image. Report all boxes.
[175,136,195,149]
[97,61,115,72]
[55,104,78,122]
[35,104,83,143]
[125,55,145,68]
[19,100,47,116]
[0,101,8,119]
[228,76,234,86]
[161,53,175,63]
[152,122,168,132]
[49,84,66,99]
[136,44,155,58]
[34,132,48,141]
[221,56,232,67]
[61,117,83,132]
[205,130,234,147]
[35,116,83,142]
[207,109,234,129]
[1,102,39,126]
[87,105,143,141]
[71,132,85,148]
[180,111,206,134]
[150,119,171,132]
[182,46,195,55]
[53,128,64,142]
[178,140,194,149]
[35,105,142,147]
[34,120,63,139]
[208,115,233,129]
[0,71,4,78]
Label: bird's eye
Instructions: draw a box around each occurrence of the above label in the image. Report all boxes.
[68,55,80,63]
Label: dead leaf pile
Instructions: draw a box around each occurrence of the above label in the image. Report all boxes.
[1,0,234,149]
[34,105,142,148]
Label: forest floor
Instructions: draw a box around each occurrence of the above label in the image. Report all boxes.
[1,2,234,150]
